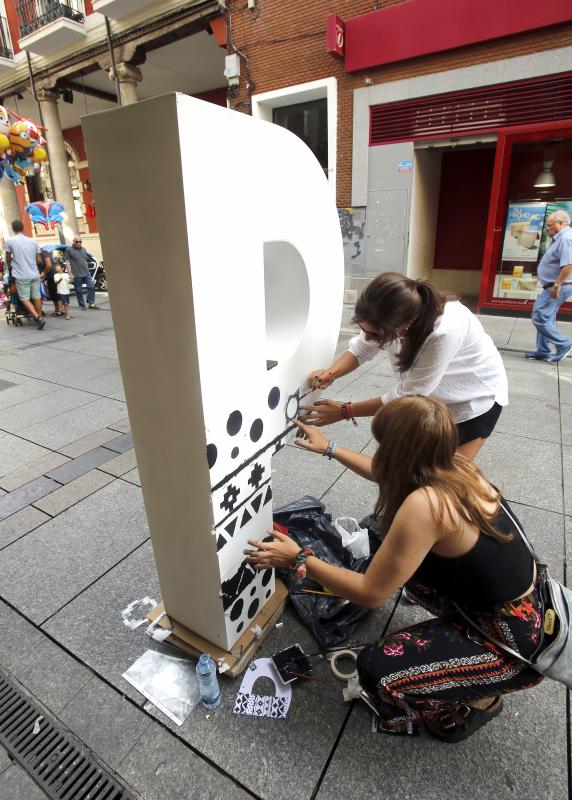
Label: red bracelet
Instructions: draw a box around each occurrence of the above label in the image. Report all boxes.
[341,401,358,426]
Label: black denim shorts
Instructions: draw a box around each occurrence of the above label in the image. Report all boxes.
[456,401,503,445]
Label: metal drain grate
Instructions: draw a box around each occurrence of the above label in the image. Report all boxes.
[0,669,138,800]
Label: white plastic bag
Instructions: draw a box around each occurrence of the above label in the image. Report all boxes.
[334,516,370,559]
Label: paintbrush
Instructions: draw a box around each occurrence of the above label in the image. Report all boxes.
[312,370,339,389]
[291,671,330,684]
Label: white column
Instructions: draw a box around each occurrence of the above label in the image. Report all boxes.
[37,88,78,240]
[0,179,20,242]
[109,62,142,106]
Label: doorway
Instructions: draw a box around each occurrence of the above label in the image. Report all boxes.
[407,139,496,301]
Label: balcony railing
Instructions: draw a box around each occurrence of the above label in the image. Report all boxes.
[0,16,13,60]
[16,0,84,38]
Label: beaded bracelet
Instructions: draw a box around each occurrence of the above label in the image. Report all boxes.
[289,546,315,582]
[323,441,337,460]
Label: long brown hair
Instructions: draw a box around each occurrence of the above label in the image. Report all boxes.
[371,396,509,542]
[353,272,454,371]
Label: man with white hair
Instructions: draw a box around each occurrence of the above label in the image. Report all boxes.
[525,209,572,362]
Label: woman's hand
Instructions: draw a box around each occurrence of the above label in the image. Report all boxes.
[245,529,302,569]
[308,369,335,389]
[293,418,329,454]
[300,399,343,427]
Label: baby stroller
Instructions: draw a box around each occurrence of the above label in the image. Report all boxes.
[4,275,34,326]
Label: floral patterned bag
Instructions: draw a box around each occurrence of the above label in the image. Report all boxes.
[454,502,572,689]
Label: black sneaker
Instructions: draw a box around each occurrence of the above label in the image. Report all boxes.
[36,317,45,330]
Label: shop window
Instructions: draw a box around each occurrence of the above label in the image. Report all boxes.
[493,137,572,302]
[273,98,328,176]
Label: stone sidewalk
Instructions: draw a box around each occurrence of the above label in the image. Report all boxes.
[0,297,570,800]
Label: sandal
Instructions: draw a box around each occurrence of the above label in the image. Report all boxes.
[424,696,503,743]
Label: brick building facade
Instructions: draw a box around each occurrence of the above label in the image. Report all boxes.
[222,1,572,312]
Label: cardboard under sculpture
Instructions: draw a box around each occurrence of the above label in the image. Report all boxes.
[82,93,344,650]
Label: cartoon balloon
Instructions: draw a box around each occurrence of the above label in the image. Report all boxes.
[0,132,11,158]
[32,145,47,163]
[0,105,11,137]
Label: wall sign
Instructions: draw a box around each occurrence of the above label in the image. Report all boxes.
[326,14,345,59]
[501,202,546,263]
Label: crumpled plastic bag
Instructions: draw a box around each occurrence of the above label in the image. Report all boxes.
[334,516,370,559]
[273,496,375,649]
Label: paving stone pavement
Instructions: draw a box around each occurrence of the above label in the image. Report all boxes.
[0,298,570,800]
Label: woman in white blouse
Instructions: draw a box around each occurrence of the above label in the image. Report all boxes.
[305,273,508,460]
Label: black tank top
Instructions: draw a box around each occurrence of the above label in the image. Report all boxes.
[413,496,534,612]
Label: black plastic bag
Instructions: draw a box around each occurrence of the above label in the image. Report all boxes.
[273,496,374,649]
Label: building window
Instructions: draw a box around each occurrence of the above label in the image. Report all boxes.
[251,77,337,190]
[273,98,328,175]
[492,136,572,303]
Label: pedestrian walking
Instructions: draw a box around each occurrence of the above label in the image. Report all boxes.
[4,219,45,329]
[40,249,63,316]
[64,235,99,310]
[525,210,572,362]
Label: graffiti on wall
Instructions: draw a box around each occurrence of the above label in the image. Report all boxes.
[338,207,366,277]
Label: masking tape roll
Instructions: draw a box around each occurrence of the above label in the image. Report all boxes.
[329,649,358,681]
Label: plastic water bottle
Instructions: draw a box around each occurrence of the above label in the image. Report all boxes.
[196,654,221,709]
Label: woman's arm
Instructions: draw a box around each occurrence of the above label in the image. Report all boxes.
[308,350,360,389]
[247,489,441,608]
[307,331,381,389]
[294,419,374,480]
[301,396,382,427]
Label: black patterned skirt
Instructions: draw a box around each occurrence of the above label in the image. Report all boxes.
[357,579,545,730]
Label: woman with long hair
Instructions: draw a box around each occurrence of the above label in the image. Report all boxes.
[246,396,543,741]
[305,272,507,460]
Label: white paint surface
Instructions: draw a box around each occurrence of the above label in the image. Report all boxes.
[83,93,344,649]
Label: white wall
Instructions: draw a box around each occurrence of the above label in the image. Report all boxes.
[407,149,442,280]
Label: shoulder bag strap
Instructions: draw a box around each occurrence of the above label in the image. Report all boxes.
[451,499,542,670]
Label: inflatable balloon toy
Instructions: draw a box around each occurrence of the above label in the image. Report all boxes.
[25,200,64,230]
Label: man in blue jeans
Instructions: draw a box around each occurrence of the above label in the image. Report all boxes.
[526,209,572,362]
[64,235,99,310]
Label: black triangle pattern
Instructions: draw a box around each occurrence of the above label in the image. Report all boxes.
[251,493,262,514]
[240,508,252,528]
[264,485,273,506]
[225,518,237,537]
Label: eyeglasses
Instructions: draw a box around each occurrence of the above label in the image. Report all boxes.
[73,240,81,244]
[357,323,383,343]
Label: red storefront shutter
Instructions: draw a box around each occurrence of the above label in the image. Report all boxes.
[370,71,572,146]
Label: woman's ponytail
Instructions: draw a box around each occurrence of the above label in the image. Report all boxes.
[398,280,449,371]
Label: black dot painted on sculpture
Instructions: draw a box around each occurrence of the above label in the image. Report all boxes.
[230,598,243,621]
[250,418,263,442]
[226,411,242,436]
[266,589,272,599]
[231,447,239,459]
[250,586,256,596]
[248,598,259,619]
[237,622,244,633]
[261,569,272,587]
[206,444,217,469]
[268,386,280,410]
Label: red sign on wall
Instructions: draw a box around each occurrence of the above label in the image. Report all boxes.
[326,14,345,59]
[344,0,572,72]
